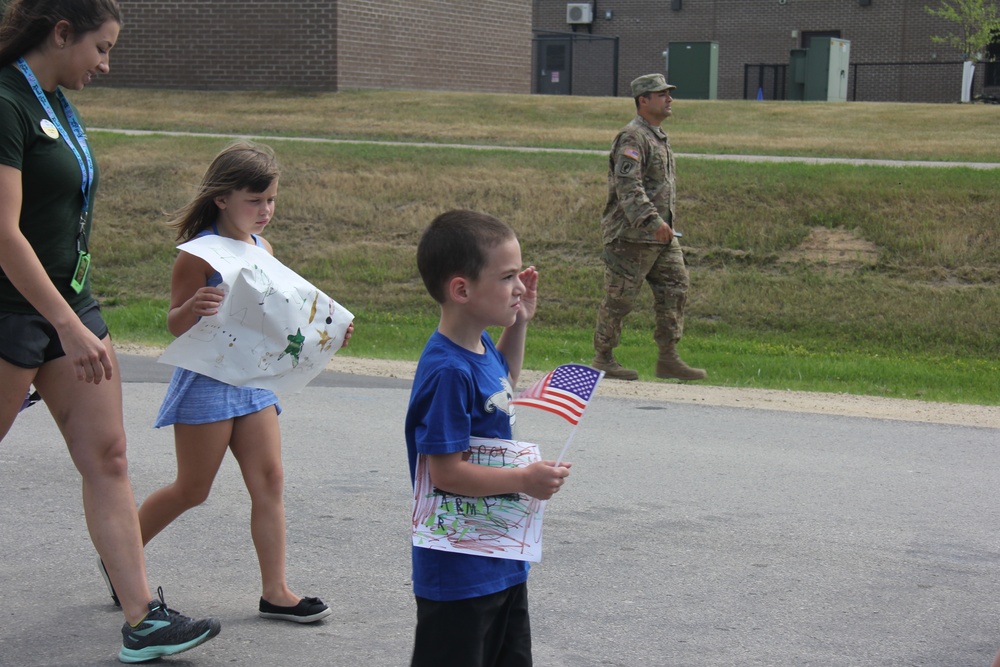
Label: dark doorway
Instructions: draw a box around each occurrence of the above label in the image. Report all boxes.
[985,35,1000,87]
[533,31,619,96]
[537,37,572,95]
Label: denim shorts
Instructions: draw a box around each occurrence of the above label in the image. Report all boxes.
[0,301,109,369]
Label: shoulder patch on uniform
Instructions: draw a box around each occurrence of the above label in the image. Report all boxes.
[623,147,640,161]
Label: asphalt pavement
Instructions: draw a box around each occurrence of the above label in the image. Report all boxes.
[1,354,998,667]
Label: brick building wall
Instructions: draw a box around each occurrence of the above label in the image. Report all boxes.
[533,0,996,102]
[338,0,532,93]
[105,1,338,90]
[99,0,530,93]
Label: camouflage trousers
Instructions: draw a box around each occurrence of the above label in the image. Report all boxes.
[594,239,689,354]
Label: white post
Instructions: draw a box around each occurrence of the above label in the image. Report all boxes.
[961,60,975,103]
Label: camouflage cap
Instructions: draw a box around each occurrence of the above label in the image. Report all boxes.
[630,73,676,97]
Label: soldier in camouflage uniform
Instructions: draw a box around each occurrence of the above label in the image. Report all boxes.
[592,73,707,381]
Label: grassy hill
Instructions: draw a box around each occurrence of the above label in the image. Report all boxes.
[71,88,1000,404]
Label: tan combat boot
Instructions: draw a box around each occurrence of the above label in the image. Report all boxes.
[592,353,639,381]
[656,348,707,381]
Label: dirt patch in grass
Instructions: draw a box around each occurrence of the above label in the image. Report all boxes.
[780,227,879,272]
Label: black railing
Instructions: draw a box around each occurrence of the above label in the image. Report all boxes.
[744,60,994,103]
[743,63,787,100]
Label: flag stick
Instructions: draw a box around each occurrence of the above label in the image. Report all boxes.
[554,424,578,468]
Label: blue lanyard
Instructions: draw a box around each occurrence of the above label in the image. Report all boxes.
[15,57,94,230]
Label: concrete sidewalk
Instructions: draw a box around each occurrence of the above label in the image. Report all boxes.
[1,356,998,666]
[91,128,1000,170]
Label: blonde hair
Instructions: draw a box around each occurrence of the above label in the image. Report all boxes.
[168,140,279,242]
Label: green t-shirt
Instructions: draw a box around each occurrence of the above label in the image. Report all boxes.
[0,65,99,314]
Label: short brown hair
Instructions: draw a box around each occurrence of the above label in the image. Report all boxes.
[416,210,516,304]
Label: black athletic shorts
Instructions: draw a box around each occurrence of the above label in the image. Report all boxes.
[0,300,109,369]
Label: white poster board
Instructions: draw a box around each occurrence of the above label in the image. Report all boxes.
[158,235,353,394]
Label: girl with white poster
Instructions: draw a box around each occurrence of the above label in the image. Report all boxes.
[127,141,350,624]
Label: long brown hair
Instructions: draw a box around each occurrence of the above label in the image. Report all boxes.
[168,141,280,242]
[0,0,122,69]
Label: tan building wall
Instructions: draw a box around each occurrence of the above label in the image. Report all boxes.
[338,0,532,93]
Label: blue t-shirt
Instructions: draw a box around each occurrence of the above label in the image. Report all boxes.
[404,330,529,601]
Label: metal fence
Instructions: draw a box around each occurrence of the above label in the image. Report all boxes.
[744,60,996,103]
[744,64,788,101]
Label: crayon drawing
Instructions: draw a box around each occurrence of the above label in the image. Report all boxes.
[411,437,546,563]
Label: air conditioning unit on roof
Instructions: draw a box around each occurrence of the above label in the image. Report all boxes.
[566,2,593,24]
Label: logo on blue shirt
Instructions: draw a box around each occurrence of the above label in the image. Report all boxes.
[484,376,515,425]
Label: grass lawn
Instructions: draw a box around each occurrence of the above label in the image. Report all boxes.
[74,88,1000,406]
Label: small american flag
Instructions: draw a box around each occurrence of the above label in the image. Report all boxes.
[511,364,604,425]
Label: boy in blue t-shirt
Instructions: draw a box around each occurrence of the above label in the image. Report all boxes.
[405,209,572,667]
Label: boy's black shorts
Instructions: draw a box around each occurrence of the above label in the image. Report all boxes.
[0,301,109,369]
[412,582,531,667]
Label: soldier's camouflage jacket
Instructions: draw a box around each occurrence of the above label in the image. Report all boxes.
[600,115,676,246]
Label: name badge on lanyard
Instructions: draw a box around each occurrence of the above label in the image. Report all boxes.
[15,57,94,294]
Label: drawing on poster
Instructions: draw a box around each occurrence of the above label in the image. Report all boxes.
[158,235,353,394]
[411,437,546,563]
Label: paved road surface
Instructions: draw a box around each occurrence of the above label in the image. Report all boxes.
[1,355,997,666]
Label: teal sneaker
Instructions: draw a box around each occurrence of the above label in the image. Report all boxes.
[118,587,220,663]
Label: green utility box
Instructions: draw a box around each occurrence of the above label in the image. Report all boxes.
[787,48,809,101]
[787,38,851,102]
[667,41,719,100]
